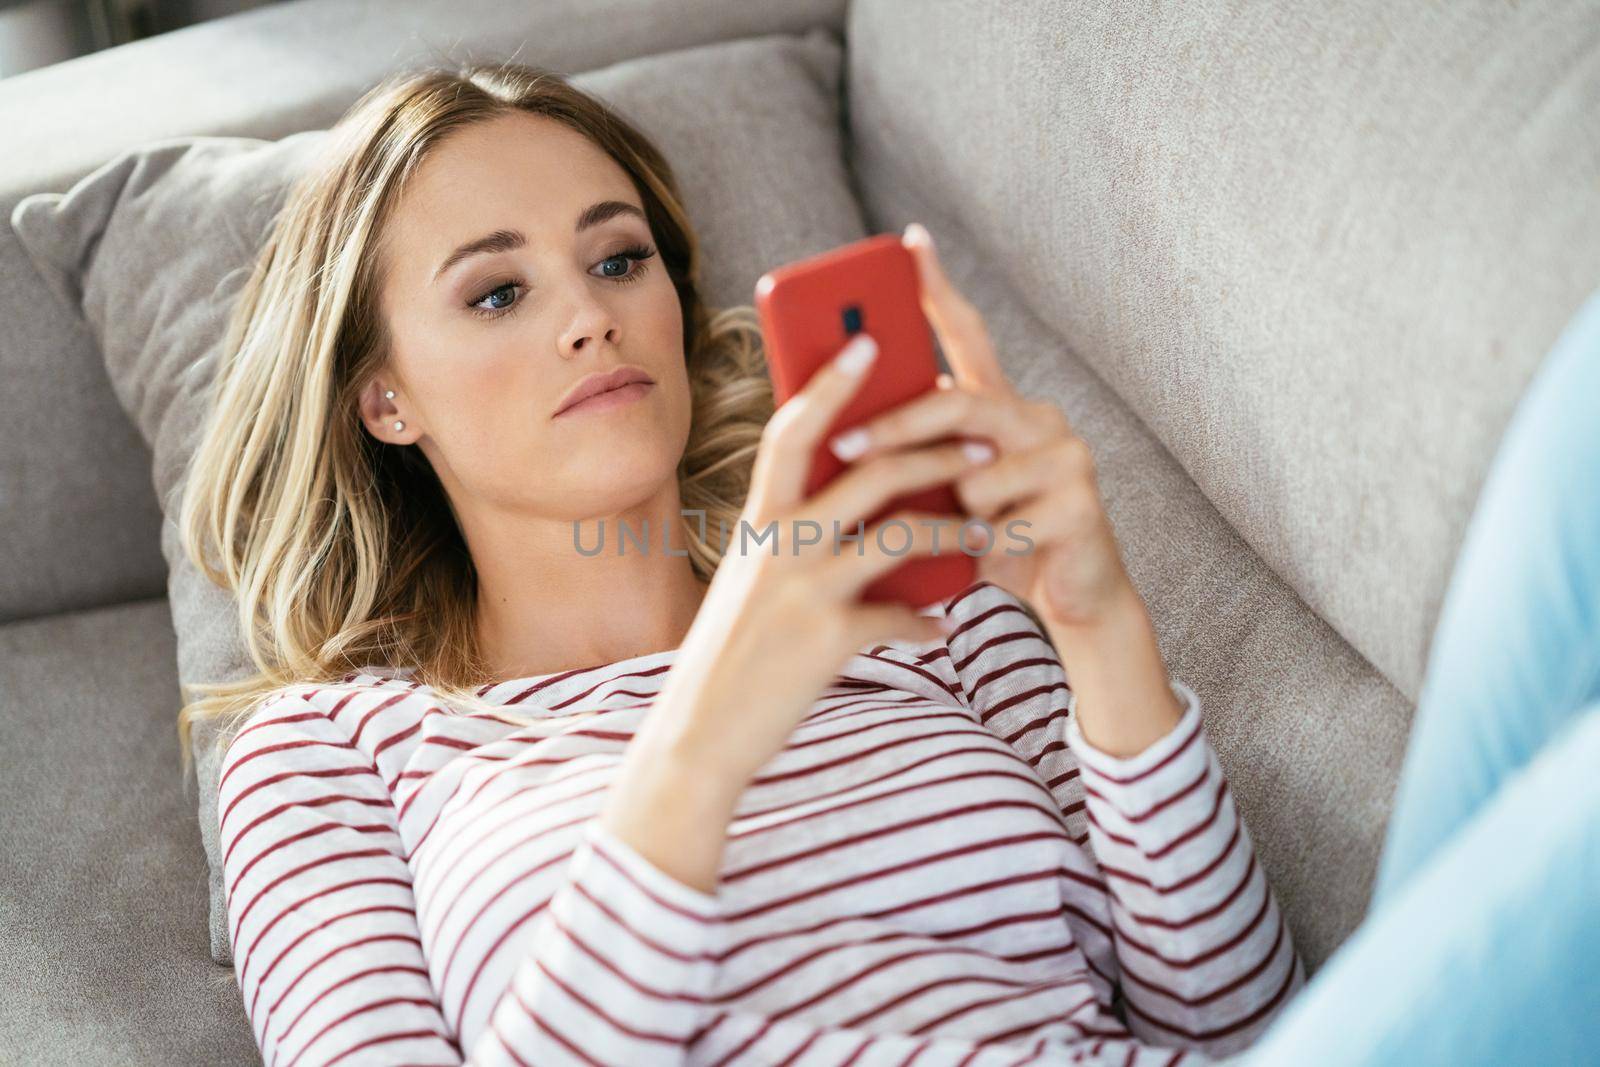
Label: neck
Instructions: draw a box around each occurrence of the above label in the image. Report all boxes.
[466,484,711,682]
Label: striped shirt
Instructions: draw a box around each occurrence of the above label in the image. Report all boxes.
[218,579,1305,1066]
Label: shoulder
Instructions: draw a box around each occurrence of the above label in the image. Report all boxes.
[220,668,425,765]
[218,683,342,770]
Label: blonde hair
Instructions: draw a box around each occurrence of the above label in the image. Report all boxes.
[176,61,774,784]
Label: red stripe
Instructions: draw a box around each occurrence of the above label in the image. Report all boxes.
[968,655,1062,705]
[225,820,393,911]
[1081,758,1209,824]
[856,647,966,701]
[503,985,603,1066]
[719,865,1062,964]
[1075,707,1203,786]
[280,998,444,1067]
[219,704,326,787]
[704,1011,774,1067]
[263,931,421,1028]
[1118,873,1273,974]
[980,682,1071,731]
[1110,853,1265,951]
[955,624,1042,674]
[1097,820,1241,896]
[221,764,378,831]
[223,792,393,869]
[720,831,1071,924]
[545,661,674,711]
[1082,774,1230,861]
[527,950,696,1042]
[724,797,1066,882]
[1121,910,1288,1011]
[271,963,432,1049]
[1119,935,1299,1043]
[238,876,411,990]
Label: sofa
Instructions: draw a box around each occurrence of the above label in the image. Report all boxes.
[2,0,1595,1063]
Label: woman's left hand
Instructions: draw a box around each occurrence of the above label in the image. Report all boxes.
[827,222,1139,631]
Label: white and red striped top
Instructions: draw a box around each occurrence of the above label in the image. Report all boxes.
[218,579,1305,1067]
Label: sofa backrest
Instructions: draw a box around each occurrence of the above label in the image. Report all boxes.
[843,0,1600,702]
[0,0,847,624]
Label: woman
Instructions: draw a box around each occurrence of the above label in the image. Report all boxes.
[180,61,1598,1067]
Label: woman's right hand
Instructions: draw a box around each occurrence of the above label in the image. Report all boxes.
[639,330,999,791]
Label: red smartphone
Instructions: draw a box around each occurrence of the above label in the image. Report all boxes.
[754,233,979,611]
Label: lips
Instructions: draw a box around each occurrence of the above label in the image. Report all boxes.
[553,365,655,417]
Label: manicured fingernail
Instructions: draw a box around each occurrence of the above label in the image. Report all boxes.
[830,427,871,461]
[963,441,996,464]
[836,333,878,376]
[904,222,930,245]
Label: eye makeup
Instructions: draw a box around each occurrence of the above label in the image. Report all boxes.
[466,243,658,321]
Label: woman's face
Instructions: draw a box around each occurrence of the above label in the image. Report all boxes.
[362,110,691,524]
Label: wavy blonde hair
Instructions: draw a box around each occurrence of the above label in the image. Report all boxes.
[176,61,774,784]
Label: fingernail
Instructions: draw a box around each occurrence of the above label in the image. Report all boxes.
[937,615,959,635]
[962,441,996,464]
[904,222,930,246]
[836,333,878,376]
[830,427,872,462]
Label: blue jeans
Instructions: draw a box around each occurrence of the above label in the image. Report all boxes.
[1228,286,1600,1067]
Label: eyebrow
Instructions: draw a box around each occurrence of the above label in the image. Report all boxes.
[430,199,648,284]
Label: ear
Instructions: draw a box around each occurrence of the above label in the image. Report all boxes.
[356,377,415,444]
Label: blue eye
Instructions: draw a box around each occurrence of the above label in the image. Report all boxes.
[467,243,658,321]
[478,283,517,312]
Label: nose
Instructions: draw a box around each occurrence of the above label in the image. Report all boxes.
[558,284,623,357]
[568,325,619,353]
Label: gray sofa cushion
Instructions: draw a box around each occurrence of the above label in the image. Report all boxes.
[8,27,867,967]
[0,599,260,1065]
[843,0,1600,705]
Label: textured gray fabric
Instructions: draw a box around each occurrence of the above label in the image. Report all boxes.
[845,0,1600,706]
[0,0,847,625]
[9,28,864,968]
[0,600,259,1066]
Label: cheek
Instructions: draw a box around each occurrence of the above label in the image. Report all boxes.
[417,340,539,453]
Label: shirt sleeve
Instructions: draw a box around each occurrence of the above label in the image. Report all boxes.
[933,580,1306,1059]
[218,692,723,1066]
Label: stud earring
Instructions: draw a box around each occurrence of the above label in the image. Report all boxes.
[393,420,405,432]
[384,389,395,399]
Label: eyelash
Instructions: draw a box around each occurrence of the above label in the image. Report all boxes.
[467,243,657,321]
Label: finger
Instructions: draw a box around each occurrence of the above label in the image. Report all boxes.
[796,438,997,534]
[953,436,1090,519]
[749,331,879,511]
[902,223,1013,395]
[982,485,1101,562]
[828,385,1064,464]
[819,510,971,596]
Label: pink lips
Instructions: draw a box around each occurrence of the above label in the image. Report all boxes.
[553,365,655,418]
[555,380,652,417]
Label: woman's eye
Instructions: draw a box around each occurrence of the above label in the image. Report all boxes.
[467,244,656,321]
[597,243,656,285]
[481,284,516,309]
